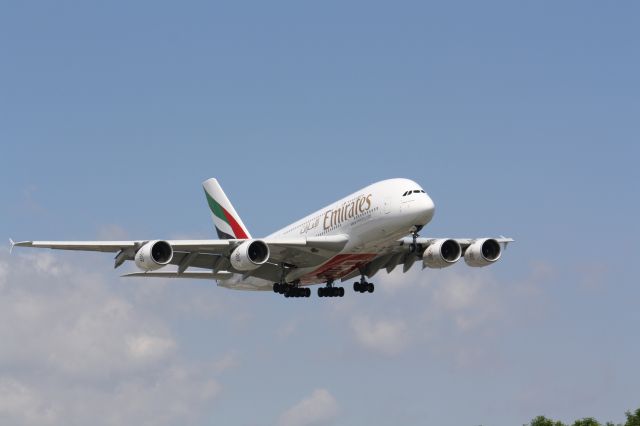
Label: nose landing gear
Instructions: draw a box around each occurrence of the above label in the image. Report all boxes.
[409,225,424,257]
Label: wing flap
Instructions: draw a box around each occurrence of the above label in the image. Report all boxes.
[122,271,233,280]
[13,240,140,252]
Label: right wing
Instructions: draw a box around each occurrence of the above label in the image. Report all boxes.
[12,235,349,283]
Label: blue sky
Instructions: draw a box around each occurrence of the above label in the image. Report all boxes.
[1,1,639,425]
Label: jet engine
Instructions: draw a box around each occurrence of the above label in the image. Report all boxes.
[230,240,270,271]
[464,238,502,267]
[423,238,462,268]
[135,240,173,271]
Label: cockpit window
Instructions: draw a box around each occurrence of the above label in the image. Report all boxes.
[413,190,420,194]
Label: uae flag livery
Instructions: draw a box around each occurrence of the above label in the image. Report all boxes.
[202,178,251,240]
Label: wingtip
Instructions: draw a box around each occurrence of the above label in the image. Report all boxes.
[9,238,14,254]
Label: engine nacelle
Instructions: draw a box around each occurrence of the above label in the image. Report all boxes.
[423,238,462,268]
[464,238,501,267]
[135,240,173,271]
[230,239,270,271]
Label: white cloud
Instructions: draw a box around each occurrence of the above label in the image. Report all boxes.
[0,259,7,289]
[96,224,130,240]
[278,388,340,426]
[341,261,547,370]
[276,321,298,339]
[350,315,410,356]
[0,378,57,426]
[428,270,502,332]
[126,334,176,361]
[212,351,240,374]
[0,252,224,425]
[0,366,221,426]
[0,256,176,377]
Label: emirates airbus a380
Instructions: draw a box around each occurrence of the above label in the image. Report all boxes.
[11,178,513,298]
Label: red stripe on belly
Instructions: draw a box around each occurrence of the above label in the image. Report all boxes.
[299,253,377,284]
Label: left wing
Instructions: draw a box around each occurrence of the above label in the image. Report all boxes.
[340,236,514,281]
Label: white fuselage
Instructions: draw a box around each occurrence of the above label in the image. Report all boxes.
[219,178,434,290]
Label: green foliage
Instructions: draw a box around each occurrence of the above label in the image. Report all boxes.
[572,418,601,426]
[529,415,566,426]
[527,407,640,426]
[625,409,640,426]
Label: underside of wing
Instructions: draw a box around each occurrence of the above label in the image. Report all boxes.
[341,236,515,281]
[122,271,234,280]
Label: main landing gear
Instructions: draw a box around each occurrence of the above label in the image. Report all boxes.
[273,263,310,298]
[273,282,311,298]
[318,280,344,298]
[353,275,374,293]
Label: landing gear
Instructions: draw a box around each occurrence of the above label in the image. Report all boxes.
[353,281,374,293]
[318,280,344,298]
[285,286,311,298]
[318,286,344,297]
[273,282,310,298]
[409,230,419,255]
[273,282,288,294]
[409,225,423,257]
[273,263,309,298]
[353,275,374,293]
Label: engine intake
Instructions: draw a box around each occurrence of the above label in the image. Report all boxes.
[464,238,501,267]
[230,240,270,271]
[135,240,173,271]
[423,238,462,268]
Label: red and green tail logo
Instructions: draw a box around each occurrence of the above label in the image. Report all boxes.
[205,191,249,240]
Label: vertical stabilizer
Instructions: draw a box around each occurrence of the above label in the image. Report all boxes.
[202,178,251,240]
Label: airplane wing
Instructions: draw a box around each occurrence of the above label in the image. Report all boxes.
[11,235,349,283]
[340,236,514,281]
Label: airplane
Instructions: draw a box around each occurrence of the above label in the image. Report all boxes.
[10,178,513,298]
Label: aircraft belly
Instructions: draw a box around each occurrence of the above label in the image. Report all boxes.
[291,252,377,284]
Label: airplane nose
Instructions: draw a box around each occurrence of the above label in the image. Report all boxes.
[417,193,435,224]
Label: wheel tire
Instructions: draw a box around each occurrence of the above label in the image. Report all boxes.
[318,288,324,297]
[368,283,374,293]
[305,288,310,297]
[339,287,345,297]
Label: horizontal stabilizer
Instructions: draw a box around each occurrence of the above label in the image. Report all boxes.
[122,271,233,280]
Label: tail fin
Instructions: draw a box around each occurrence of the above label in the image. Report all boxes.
[202,178,251,240]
